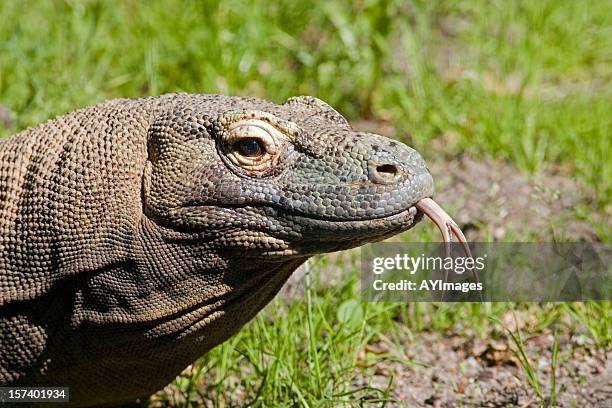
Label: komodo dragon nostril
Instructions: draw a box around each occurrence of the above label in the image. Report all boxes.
[369,162,401,184]
[376,164,397,176]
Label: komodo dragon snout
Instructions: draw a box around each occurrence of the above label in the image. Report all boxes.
[0,93,452,407]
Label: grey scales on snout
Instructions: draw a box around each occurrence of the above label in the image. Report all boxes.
[0,93,469,406]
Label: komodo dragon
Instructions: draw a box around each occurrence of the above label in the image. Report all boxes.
[0,93,469,406]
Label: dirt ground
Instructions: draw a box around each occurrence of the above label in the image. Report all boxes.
[355,330,610,407]
[428,155,601,242]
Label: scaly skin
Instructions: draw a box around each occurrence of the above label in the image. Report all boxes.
[0,93,433,406]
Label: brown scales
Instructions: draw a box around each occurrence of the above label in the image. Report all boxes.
[0,93,468,406]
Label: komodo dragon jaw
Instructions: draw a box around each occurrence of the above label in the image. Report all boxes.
[0,93,437,407]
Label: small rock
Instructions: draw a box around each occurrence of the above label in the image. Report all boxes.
[424,395,440,406]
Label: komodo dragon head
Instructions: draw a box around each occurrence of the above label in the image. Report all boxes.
[0,93,467,406]
[143,95,433,256]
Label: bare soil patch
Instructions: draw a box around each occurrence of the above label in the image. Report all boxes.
[428,155,600,242]
[354,330,610,407]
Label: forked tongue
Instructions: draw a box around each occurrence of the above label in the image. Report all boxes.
[415,197,480,299]
[415,198,482,300]
[415,197,472,261]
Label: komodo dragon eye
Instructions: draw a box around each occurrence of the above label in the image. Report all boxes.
[233,139,264,157]
[223,118,282,173]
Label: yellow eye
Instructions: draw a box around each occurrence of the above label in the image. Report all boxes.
[234,139,265,157]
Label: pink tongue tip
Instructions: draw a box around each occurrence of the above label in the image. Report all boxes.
[415,197,472,259]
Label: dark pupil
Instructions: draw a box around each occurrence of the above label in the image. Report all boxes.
[238,139,263,157]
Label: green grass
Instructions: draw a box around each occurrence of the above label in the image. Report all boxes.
[492,315,544,400]
[0,0,610,406]
[0,0,610,206]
